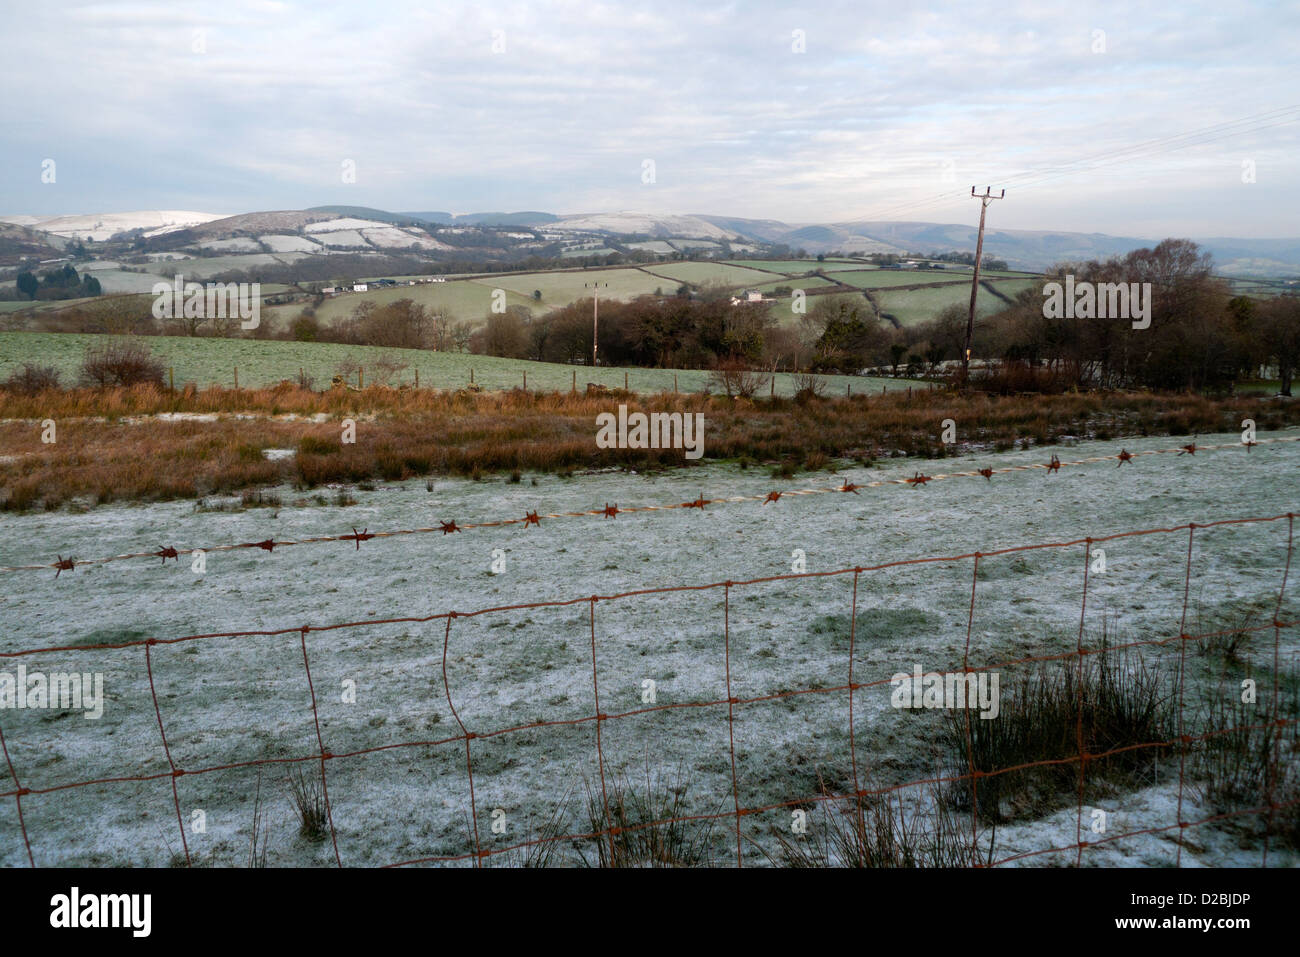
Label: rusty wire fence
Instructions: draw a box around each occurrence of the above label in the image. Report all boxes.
[1,509,1296,868]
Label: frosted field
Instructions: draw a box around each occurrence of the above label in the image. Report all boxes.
[258,234,323,253]
[0,430,1296,867]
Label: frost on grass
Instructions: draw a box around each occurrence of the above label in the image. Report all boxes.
[0,431,1296,866]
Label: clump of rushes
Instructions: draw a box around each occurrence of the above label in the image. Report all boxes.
[944,646,1178,823]
[580,763,720,867]
[287,765,329,842]
[771,776,973,868]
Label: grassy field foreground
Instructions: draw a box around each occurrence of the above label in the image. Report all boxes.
[0,331,906,397]
[2,384,1296,511]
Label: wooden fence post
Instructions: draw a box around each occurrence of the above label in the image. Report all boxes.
[169,367,174,391]
[624,371,628,391]
[471,368,474,385]
[673,373,678,394]
[415,368,419,388]
[233,366,238,389]
[359,366,364,389]
[572,369,576,393]
[523,371,527,390]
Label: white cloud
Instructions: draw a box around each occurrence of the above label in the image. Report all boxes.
[2,0,1297,235]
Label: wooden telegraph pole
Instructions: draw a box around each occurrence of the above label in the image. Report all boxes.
[963,186,1005,385]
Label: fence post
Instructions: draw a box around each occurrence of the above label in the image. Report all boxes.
[234,366,238,389]
[572,369,576,393]
[471,368,474,385]
[624,371,628,391]
[847,383,851,398]
[771,375,775,398]
[169,367,174,391]
[523,371,527,390]
[415,368,419,389]
[674,373,678,394]
[359,367,364,389]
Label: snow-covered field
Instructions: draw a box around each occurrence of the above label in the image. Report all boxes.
[1,430,1296,867]
[195,238,263,253]
[258,234,322,253]
[0,211,225,242]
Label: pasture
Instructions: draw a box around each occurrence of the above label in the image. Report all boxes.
[0,429,1294,867]
[0,331,908,396]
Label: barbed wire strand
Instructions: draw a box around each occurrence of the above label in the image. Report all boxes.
[0,511,1295,867]
[3,434,1296,576]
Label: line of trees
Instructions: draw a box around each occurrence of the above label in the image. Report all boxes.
[14,237,1295,395]
[974,239,1299,393]
[4,264,101,302]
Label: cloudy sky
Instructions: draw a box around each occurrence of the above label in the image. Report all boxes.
[4,0,1298,237]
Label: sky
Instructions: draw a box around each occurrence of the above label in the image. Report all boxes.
[3,0,1298,237]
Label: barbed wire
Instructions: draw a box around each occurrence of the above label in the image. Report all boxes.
[3,434,1295,576]
[0,511,1294,867]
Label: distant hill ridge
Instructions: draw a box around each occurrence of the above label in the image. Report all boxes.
[3,206,1298,276]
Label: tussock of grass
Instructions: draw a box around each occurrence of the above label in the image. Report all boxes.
[1192,673,1300,849]
[769,777,974,868]
[286,766,329,843]
[579,764,721,867]
[944,647,1179,823]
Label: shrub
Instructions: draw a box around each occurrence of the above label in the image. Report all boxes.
[4,363,61,395]
[290,313,320,342]
[792,372,827,402]
[299,435,341,455]
[708,358,769,399]
[78,338,165,388]
[369,352,410,386]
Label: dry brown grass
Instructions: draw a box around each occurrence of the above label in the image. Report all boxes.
[2,383,1295,510]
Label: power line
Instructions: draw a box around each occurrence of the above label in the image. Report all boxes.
[964,186,1004,382]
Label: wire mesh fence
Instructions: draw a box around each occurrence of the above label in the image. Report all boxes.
[1,510,1295,867]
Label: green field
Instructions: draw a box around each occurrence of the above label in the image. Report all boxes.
[637,261,779,287]
[748,276,840,295]
[830,270,971,290]
[873,278,1037,326]
[2,256,1048,339]
[472,267,665,306]
[266,280,535,327]
[0,332,915,396]
[722,259,865,274]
